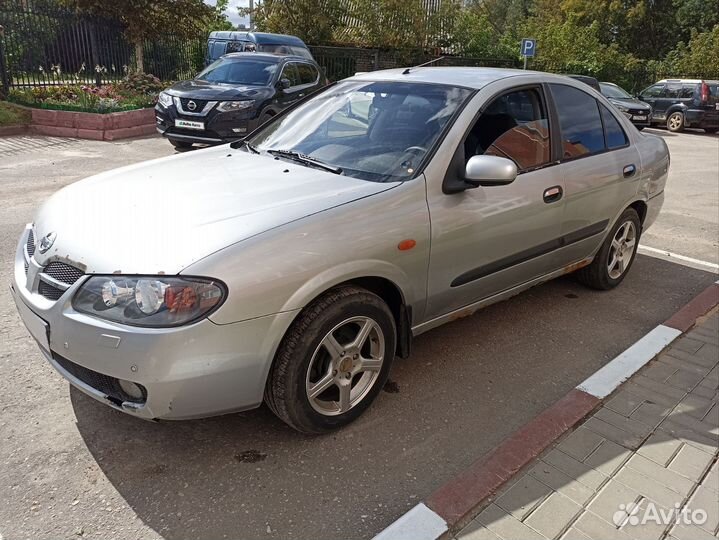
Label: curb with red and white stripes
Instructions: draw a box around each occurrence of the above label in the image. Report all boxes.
[374,280,719,540]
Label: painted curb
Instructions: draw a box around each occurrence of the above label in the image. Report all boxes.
[372,282,719,539]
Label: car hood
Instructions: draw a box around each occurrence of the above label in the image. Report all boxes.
[166,79,271,100]
[608,97,651,110]
[33,146,398,275]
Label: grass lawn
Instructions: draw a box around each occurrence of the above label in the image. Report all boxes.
[0,101,32,127]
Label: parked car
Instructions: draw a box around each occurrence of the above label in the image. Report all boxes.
[599,82,652,130]
[206,31,313,65]
[12,69,668,433]
[155,53,326,148]
[638,79,719,133]
[566,74,601,92]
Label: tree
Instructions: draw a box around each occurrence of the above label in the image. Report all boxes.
[241,0,346,44]
[60,0,213,72]
[207,0,235,32]
[662,25,719,78]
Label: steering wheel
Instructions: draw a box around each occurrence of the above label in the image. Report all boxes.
[403,146,427,155]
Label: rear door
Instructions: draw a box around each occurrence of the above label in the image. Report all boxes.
[654,82,683,121]
[548,83,641,266]
[640,83,665,121]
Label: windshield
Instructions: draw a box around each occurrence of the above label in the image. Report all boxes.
[600,83,632,99]
[196,57,278,86]
[249,80,472,182]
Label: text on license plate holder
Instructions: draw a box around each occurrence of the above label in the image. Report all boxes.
[175,119,204,130]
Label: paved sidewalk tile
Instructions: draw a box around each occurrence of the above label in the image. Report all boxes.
[474,503,548,540]
[523,492,583,539]
[667,442,715,482]
[455,315,718,540]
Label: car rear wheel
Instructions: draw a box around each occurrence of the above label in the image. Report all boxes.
[169,139,193,149]
[667,112,684,132]
[265,285,396,433]
[576,208,641,290]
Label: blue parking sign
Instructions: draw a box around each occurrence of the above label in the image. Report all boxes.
[521,38,536,57]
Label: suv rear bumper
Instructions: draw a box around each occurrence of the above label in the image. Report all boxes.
[684,109,719,129]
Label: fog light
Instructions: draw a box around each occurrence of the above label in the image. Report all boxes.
[232,127,247,133]
[119,379,145,400]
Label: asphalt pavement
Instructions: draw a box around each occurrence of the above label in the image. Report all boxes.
[0,131,717,540]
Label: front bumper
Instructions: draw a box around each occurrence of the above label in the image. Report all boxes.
[12,225,296,420]
[154,103,262,144]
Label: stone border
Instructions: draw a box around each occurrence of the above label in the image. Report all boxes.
[373,280,719,540]
[29,107,156,141]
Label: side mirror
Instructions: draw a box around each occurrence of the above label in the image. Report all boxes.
[278,78,291,90]
[464,155,517,186]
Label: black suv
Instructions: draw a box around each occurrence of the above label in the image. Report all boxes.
[156,53,326,148]
[638,79,718,133]
[599,82,652,130]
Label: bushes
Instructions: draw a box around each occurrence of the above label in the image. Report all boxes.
[7,73,163,113]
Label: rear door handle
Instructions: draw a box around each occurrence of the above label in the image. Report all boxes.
[623,164,636,178]
[543,185,563,204]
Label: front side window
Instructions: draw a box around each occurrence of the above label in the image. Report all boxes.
[464,87,550,171]
[280,63,301,87]
[642,84,664,98]
[600,104,628,149]
[250,81,472,182]
[550,84,605,158]
[196,58,278,86]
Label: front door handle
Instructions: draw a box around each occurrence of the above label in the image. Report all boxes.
[543,185,563,204]
[623,164,636,178]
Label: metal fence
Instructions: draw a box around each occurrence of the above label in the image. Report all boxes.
[0,0,205,95]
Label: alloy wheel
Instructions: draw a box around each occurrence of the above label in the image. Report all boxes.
[607,221,637,279]
[668,113,683,131]
[305,316,385,416]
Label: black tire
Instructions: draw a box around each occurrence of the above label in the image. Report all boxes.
[258,112,274,126]
[666,112,684,132]
[265,285,396,433]
[576,208,641,290]
[705,128,718,134]
[169,139,193,149]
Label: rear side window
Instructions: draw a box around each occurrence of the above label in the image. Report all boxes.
[681,84,697,98]
[550,84,605,158]
[297,63,319,85]
[664,84,682,98]
[600,105,628,149]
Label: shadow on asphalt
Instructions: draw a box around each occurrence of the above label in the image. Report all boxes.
[70,255,718,540]
[644,127,718,138]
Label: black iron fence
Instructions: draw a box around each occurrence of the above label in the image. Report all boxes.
[0,0,205,95]
[0,0,658,98]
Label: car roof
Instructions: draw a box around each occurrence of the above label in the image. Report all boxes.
[658,79,719,84]
[221,52,314,63]
[208,31,308,47]
[348,66,565,89]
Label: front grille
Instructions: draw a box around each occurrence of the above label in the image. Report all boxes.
[628,109,648,116]
[179,97,207,112]
[38,280,64,301]
[43,261,84,285]
[52,353,147,404]
[27,230,35,257]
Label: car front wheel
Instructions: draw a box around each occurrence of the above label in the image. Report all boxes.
[576,208,641,290]
[265,285,396,433]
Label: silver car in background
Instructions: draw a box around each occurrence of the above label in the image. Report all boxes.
[11,67,669,433]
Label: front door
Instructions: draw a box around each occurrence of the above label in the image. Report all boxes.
[424,85,565,320]
[639,83,665,122]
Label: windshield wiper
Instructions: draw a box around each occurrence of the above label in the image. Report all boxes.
[267,149,343,175]
[230,139,259,153]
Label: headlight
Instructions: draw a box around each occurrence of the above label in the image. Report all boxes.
[158,91,174,108]
[614,103,629,112]
[73,276,226,327]
[216,100,255,112]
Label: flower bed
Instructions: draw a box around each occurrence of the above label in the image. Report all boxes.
[6,73,164,141]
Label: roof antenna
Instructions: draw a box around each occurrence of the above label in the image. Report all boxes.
[402,56,445,74]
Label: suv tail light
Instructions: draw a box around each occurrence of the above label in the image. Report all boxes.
[701,81,710,103]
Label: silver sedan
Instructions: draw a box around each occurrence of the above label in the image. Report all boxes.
[11,67,668,433]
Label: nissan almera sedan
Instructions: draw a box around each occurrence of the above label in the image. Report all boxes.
[12,67,669,433]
